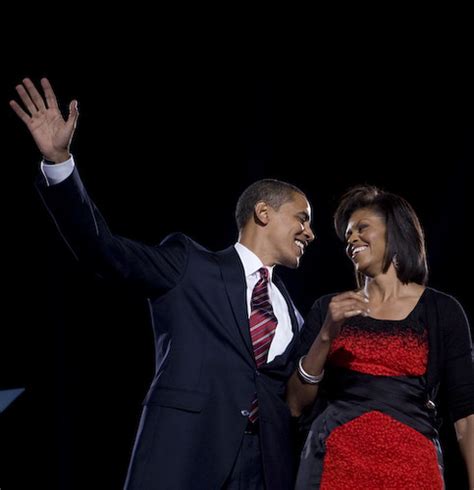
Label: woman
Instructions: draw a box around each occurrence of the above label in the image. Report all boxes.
[287,185,474,489]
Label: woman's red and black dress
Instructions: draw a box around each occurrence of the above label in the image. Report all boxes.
[295,288,473,490]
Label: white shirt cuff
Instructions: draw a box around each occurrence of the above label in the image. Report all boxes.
[40,156,75,186]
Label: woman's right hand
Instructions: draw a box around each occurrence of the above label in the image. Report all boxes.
[320,291,370,341]
[9,78,79,163]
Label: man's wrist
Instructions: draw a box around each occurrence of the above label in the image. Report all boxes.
[42,152,71,164]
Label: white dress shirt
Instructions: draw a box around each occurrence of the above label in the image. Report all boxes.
[234,242,294,362]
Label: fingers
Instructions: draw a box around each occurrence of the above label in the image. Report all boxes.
[11,78,58,119]
[41,78,59,110]
[328,291,370,322]
[343,309,366,318]
[9,99,31,125]
[336,299,371,316]
[23,78,46,111]
[332,290,369,303]
[15,81,38,115]
[332,291,370,313]
[65,99,79,135]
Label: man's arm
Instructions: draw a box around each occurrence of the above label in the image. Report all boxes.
[11,78,187,297]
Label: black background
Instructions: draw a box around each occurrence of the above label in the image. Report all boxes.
[1,26,472,489]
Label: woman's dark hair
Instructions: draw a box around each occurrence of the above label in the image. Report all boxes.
[334,185,428,287]
[235,179,306,230]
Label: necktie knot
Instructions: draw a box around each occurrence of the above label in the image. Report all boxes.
[258,267,269,282]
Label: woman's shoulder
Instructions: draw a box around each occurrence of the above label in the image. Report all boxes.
[424,287,470,333]
[424,286,465,311]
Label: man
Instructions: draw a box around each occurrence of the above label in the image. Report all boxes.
[11,78,315,489]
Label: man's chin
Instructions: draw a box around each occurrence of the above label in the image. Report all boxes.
[283,257,300,269]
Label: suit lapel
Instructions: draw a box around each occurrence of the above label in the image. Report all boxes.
[216,246,254,358]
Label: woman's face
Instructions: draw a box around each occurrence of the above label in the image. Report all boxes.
[345,207,387,277]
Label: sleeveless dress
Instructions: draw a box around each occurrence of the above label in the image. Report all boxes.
[295,294,444,489]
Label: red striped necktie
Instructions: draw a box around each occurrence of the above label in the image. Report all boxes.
[248,267,278,424]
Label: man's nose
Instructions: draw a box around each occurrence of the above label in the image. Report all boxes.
[305,224,315,242]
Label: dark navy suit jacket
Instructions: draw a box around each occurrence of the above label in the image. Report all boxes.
[37,169,302,490]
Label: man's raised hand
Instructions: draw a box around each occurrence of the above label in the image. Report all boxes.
[10,78,79,163]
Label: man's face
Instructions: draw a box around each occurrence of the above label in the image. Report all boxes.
[265,192,315,268]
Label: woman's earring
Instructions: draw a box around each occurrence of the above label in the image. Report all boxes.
[392,254,399,270]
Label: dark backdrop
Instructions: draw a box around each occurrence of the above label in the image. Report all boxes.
[1,36,472,489]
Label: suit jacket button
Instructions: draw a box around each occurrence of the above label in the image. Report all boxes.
[241,410,250,417]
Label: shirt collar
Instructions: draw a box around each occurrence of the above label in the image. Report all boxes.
[234,242,274,280]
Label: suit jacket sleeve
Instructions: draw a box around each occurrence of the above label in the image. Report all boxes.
[36,168,188,297]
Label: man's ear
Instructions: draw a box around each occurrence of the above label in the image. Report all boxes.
[254,201,271,225]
